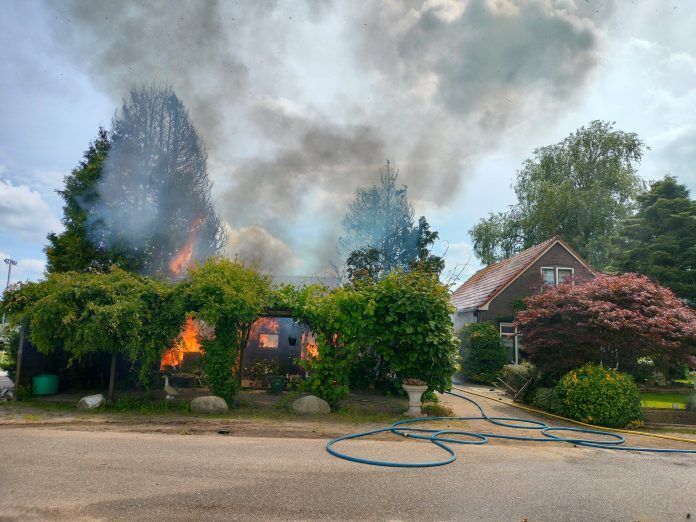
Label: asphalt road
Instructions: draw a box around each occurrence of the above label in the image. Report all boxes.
[1,427,694,521]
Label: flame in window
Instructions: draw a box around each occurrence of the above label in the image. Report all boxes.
[160,317,204,369]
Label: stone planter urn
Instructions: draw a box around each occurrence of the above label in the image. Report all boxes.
[402,381,428,417]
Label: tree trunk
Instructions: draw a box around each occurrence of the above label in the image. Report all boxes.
[14,326,25,399]
[108,352,117,404]
[237,326,252,386]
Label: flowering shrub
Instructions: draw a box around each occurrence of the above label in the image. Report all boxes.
[516,273,696,377]
[555,364,643,428]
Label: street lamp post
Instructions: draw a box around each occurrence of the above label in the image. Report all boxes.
[4,258,17,289]
[2,258,17,329]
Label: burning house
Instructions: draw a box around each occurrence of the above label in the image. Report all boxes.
[157,205,339,386]
[159,274,339,386]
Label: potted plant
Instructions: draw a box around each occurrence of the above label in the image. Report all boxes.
[402,378,428,417]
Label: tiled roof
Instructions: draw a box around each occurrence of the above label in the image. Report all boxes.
[450,237,560,311]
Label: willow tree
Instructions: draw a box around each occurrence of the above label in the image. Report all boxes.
[470,121,646,269]
[2,269,181,402]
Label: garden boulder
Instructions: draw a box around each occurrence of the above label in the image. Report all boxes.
[77,394,105,410]
[292,395,330,415]
[191,395,228,414]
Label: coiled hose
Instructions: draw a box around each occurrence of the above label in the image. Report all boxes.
[326,389,696,467]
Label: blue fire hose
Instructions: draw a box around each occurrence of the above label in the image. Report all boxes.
[326,389,696,467]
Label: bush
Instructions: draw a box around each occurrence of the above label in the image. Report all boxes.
[369,270,459,392]
[287,270,459,404]
[528,387,561,414]
[295,284,371,406]
[459,322,508,383]
[422,403,454,417]
[555,364,643,428]
[499,362,538,393]
[1,269,183,402]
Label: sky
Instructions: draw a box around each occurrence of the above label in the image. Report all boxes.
[1,0,695,286]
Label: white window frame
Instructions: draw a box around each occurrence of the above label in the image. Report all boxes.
[500,322,521,364]
[541,266,574,286]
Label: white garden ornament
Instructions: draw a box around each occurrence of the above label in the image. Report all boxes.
[402,379,428,417]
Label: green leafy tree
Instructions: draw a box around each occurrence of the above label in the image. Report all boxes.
[178,258,271,402]
[470,121,646,269]
[45,129,140,273]
[2,269,181,402]
[369,270,459,392]
[609,176,696,305]
[275,270,458,404]
[345,247,384,284]
[341,161,443,282]
[459,322,508,383]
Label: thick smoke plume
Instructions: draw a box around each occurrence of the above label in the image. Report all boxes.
[44,0,606,274]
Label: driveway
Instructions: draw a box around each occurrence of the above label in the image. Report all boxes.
[1,421,695,520]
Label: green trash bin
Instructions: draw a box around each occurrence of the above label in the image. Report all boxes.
[267,375,287,394]
[32,374,59,395]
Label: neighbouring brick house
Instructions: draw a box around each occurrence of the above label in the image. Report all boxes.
[450,236,595,364]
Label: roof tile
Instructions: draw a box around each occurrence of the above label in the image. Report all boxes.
[450,237,558,311]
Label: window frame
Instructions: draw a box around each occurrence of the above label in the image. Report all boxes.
[258,333,279,349]
[540,266,575,286]
[499,322,520,364]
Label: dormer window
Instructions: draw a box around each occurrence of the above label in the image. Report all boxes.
[541,267,574,286]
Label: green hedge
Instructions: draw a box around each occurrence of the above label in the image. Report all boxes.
[555,364,643,428]
[279,270,459,405]
[459,322,508,384]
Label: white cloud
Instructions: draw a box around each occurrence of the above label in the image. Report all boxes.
[0,178,62,241]
[0,251,46,283]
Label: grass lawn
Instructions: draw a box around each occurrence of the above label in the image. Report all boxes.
[0,388,428,426]
[640,391,695,410]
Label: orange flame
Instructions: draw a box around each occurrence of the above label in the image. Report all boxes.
[301,331,318,359]
[169,218,203,275]
[252,317,280,334]
[161,317,204,370]
[248,317,280,349]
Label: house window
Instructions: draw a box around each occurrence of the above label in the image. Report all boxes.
[541,267,574,286]
[500,323,521,364]
[258,334,279,349]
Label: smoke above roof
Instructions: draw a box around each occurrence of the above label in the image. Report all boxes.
[43,0,606,274]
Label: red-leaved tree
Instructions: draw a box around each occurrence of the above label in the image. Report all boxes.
[515,273,696,378]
